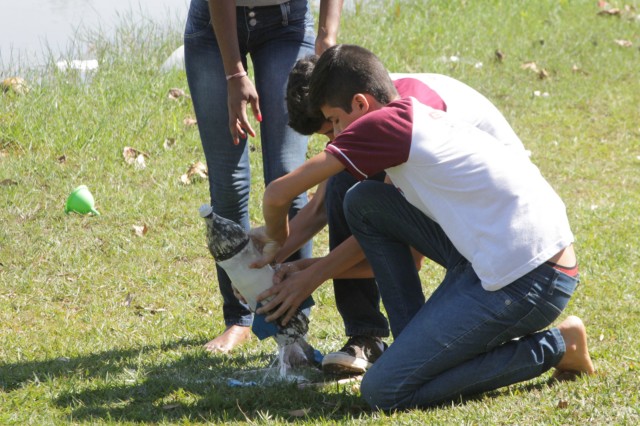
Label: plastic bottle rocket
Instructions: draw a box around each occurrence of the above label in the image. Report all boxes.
[199,205,317,367]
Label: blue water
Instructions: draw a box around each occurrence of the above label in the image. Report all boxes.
[0,0,189,72]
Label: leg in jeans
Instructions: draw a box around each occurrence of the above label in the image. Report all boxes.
[345,181,578,409]
[184,0,252,329]
[184,0,313,343]
[326,171,389,338]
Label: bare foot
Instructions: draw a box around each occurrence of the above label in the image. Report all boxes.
[203,325,251,354]
[552,316,595,381]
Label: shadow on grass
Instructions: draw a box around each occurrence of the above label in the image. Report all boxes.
[0,338,368,422]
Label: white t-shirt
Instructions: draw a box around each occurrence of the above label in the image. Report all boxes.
[391,73,526,152]
[326,97,573,290]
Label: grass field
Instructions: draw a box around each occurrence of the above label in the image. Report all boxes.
[1,0,639,423]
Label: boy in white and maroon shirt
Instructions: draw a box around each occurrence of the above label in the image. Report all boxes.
[252,44,594,409]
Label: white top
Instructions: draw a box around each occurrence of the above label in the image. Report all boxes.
[326,97,573,290]
[391,73,526,152]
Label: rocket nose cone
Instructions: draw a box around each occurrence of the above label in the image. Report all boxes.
[200,205,249,261]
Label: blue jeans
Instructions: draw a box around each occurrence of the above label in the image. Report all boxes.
[345,181,577,409]
[184,0,314,327]
[326,171,390,338]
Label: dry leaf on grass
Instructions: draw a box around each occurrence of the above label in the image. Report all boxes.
[557,399,569,409]
[180,161,208,185]
[134,305,167,315]
[123,293,133,307]
[167,88,190,100]
[132,224,148,237]
[1,77,29,95]
[614,39,633,47]
[597,8,621,16]
[123,146,149,169]
[163,138,176,150]
[183,117,197,127]
[521,62,549,79]
[0,179,18,186]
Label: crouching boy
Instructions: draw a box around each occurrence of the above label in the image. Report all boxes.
[253,44,594,410]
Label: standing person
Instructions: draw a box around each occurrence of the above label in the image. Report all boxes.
[255,55,528,376]
[183,0,343,354]
[252,44,595,409]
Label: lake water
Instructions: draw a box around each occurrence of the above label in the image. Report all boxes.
[0,0,359,74]
[0,0,189,72]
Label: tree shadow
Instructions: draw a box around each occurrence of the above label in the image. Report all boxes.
[1,338,367,422]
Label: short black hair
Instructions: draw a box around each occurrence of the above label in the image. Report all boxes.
[308,44,398,114]
[285,55,326,135]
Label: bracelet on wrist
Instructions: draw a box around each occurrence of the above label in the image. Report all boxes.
[226,71,248,81]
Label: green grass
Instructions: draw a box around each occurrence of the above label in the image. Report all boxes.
[1,0,639,423]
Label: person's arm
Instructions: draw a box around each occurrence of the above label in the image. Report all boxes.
[251,151,345,267]
[315,0,343,54]
[208,0,261,144]
[274,179,328,263]
[258,233,425,325]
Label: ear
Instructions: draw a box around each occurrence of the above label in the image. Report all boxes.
[351,93,371,113]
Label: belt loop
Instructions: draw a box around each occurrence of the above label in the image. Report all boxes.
[280,2,289,26]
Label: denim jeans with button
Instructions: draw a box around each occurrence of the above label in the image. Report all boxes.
[184,0,315,327]
[345,180,578,409]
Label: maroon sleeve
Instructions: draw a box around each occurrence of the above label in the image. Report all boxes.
[394,78,447,111]
[325,98,414,180]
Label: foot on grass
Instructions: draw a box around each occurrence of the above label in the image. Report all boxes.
[203,325,251,354]
[552,315,595,381]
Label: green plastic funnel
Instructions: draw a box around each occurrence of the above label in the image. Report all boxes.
[65,185,100,215]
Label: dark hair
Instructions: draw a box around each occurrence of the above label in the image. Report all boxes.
[285,55,325,135]
[308,44,398,114]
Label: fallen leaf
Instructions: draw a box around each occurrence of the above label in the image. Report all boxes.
[538,68,550,79]
[134,154,146,170]
[180,161,208,185]
[163,138,176,150]
[132,224,148,237]
[571,64,589,75]
[123,293,133,307]
[495,49,506,62]
[134,305,167,315]
[598,8,621,16]
[614,39,633,47]
[557,399,569,409]
[167,88,190,100]
[1,77,29,95]
[57,154,67,163]
[123,146,149,167]
[288,408,310,417]
[0,179,17,186]
[521,62,539,72]
[183,117,197,127]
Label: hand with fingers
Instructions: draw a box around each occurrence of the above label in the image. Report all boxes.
[226,75,262,145]
[249,226,282,269]
[256,259,320,326]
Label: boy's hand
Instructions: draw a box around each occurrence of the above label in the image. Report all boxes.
[249,227,281,268]
[256,264,318,325]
